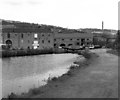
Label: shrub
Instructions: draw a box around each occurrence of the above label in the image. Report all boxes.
[82,51,91,59]
[51,77,58,81]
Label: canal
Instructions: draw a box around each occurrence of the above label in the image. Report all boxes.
[1,53,84,97]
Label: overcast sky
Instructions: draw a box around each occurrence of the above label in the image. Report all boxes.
[0,0,119,30]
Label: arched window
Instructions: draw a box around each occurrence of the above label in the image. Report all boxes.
[68,44,72,46]
[60,44,65,47]
[6,40,12,49]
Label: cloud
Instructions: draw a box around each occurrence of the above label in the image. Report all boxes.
[1,0,24,6]
[27,0,43,5]
[1,0,43,6]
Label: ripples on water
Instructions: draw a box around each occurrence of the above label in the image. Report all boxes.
[2,54,84,97]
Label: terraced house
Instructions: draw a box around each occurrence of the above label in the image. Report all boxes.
[0,20,93,50]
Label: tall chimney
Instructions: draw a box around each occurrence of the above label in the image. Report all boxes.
[102,21,104,30]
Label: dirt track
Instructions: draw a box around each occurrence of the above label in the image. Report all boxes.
[20,49,118,98]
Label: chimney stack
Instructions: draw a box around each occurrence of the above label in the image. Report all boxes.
[102,21,104,30]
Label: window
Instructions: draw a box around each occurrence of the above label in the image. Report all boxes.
[7,33,10,38]
[70,39,72,40]
[21,33,23,38]
[28,46,30,49]
[54,39,56,41]
[48,40,50,43]
[34,33,38,38]
[42,34,44,37]
[42,40,44,43]
[81,38,85,42]
[76,42,80,45]
[34,46,38,49]
[62,39,64,41]
[34,41,38,44]
[54,44,57,47]
[77,39,79,41]
[33,41,39,49]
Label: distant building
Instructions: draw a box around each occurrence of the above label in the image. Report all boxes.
[92,30,117,46]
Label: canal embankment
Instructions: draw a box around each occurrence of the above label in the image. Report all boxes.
[0,48,54,58]
[0,48,84,58]
[7,50,99,98]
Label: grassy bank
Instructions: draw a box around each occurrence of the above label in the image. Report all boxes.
[7,51,98,98]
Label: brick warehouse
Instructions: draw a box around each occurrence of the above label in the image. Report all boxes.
[0,20,93,50]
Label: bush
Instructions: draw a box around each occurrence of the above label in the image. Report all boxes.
[51,77,58,81]
[81,51,91,59]
[28,88,42,96]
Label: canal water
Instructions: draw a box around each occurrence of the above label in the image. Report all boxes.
[1,53,84,97]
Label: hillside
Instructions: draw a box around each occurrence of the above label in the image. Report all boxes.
[1,19,117,34]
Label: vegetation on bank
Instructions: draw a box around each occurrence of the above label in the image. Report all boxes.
[106,30,120,56]
[107,49,119,56]
[114,30,120,50]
